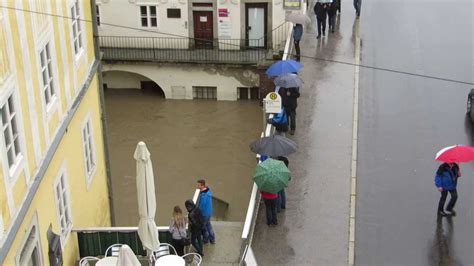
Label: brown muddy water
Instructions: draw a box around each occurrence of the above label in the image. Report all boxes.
[104,89,262,226]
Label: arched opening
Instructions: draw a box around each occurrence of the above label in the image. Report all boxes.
[102,70,165,98]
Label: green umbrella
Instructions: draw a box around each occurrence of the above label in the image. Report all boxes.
[253,158,290,193]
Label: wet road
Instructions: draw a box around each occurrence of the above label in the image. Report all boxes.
[356,1,474,265]
[105,90,261,225]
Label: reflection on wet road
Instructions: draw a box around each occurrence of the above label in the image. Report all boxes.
[105,90,262,225]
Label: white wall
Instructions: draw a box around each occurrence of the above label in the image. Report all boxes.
[102,63,260,101]
[102,71,151,89]
[97,0,189,38]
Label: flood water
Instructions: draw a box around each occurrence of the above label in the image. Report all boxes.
[104,89,262,226]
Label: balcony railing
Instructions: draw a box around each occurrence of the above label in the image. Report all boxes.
[98,22,290,65]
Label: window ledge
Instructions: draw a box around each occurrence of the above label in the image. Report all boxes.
[46,96,59,119]
[85,166,97,191]
[8,154,25,185]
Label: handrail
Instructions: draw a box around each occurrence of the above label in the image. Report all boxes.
[72,226,170,232]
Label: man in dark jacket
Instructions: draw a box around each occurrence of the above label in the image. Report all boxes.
[185,199,204,256]
[293,24,303,61]
[314,2,328,39]
[279,87,300,135]
[328,0,338,33]
[435,163,461,216]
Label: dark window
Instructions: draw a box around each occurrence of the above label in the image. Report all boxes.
[193,86,217,100]
[192,3,213,7]
[167,8,181,18]
[96,5,100,26]
[238,87,259,100]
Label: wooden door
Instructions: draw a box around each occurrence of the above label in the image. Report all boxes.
[193,11,213,49]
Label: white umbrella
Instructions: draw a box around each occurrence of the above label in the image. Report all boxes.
[134,142,160,252]
[117,245,141,266]
[285,13,311,25]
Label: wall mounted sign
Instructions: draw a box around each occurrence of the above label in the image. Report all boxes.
[200,16,208,22]
[283,0,301,10]
[218,8,229,17]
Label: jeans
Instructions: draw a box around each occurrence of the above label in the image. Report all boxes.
[294,40,301,61]
[284,107,296,131]
[190,230,203,255]
[438,189,458,212]
[264,198,278,225]
[316,17,326,36]
[171,238,185,256]
[277,189,286,212]
[201,216,215,243]
[329,15,336,31]
[353,0,361,15]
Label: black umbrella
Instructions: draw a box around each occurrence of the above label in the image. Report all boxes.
[249,135,298,157]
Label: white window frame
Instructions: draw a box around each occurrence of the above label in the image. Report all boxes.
[81,113,97,188]
[39,42,57,111]
[54,164,73,247]
[70,0,84,60]
[138,5,158,28]
[0,89,25,182]
[15,212,44,266]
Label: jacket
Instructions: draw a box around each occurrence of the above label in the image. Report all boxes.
[267,109,289,133]
[169,219,187,240]
[261,191,278,199]
[185,200,205,232]
[314,3,327,18]
[279,87,300,109]
[434,163,460,190]
[293,24,303,42]
[327,0,338,16]
[197,187,213,217]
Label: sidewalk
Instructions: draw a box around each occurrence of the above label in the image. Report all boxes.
[251,1,360,265]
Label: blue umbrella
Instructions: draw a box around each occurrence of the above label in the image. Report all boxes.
[266,60,303,77]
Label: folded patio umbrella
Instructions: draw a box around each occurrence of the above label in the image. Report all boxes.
[253,158,291,193]
[117,245,141,266]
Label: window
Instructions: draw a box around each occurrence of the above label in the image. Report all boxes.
[193,86,217,100]
[82,117,96,182]
[96,5,100,26]
[55,173,72,238]
[167,8,181,18]
[17,224,42,266]
[70,1,83,55]
[238,87,259,100]
[1,95,22,170]
[140,5,157,27]
[39,43,55,107]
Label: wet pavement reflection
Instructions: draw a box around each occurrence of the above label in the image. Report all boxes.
[105,90,262,225]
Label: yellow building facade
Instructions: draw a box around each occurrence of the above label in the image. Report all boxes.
[0,0,111,265]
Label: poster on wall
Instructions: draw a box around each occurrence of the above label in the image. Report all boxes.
[219,18,232,39]
[283,0,302,10]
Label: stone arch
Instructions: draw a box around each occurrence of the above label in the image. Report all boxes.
[102,69,167,98]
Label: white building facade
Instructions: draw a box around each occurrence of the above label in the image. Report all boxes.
[96,0,291,100]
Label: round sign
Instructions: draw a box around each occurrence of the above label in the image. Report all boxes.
[269,92,278,100]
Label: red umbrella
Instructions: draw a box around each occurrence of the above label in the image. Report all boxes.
[435,145,474,163]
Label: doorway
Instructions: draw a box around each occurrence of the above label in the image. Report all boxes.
[245,3,267,48]
[193,11,214,49]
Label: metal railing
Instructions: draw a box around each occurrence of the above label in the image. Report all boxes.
[98,22,290,65]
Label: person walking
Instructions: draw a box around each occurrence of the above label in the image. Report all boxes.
[278,87,300,135]
[261,190,278,226]
[184,199,205,256]
[293,23,303,61]
[435,162,461,216]
[169,206,188,256]
[353,0,361,17]
[196,179,216,244]
[328,0,338,33]
[314,2,328,39]
[337,0,341,13]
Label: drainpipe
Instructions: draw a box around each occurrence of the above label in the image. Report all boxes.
[91,0,116,226]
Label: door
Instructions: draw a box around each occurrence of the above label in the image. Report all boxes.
[193,11,214,49]
[246,4,267,48]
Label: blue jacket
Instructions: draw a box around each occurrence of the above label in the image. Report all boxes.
[293,24,303,41]
[198,187,213,217]
[434,168,458,190]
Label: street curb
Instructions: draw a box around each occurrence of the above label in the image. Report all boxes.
[348,18,361,266]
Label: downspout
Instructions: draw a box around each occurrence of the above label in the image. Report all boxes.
[90,0,116,226]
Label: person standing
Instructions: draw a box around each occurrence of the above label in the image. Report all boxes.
[275,156,289,212]
[185,199,205,256]
[435,162,461,216]
[328,0,338,33]
[337,0,341,13]
[353,0,361,17]
[293,23,303,61]
[267,108,289,136]
[196,179,216,244]
[314,2,327,39]
[279,87,300,135]
[261,190,278,226]
[169,206,188,256]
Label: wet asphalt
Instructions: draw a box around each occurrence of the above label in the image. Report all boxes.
[356,0,474,265]
[252,0,359,265]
